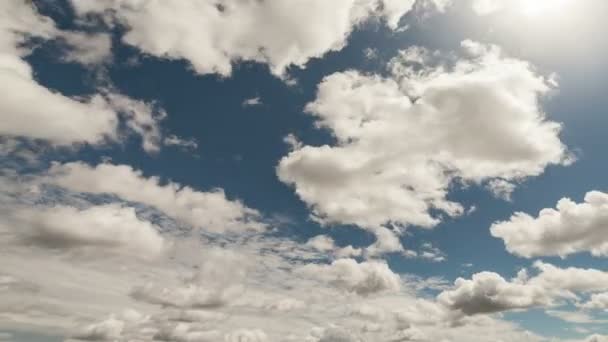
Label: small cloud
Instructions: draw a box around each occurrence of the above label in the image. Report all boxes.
[363,47,379,60]
[164,135,198,151]
[486,179,516,201]
[283,133,302,151]
[403,242,446,263]
[242,96,262,107]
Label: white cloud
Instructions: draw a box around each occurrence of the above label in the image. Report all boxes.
[545,310,607,324]
[242,96,263,107]
[363,47,379,60]
[335,245,363,259]
[0,58,118,145]
[306,235,336,252]
[59,31,113,65]
[581,293,608,311]
[3,203,165,258]
[45,162,266,233]
[69,0,419,78]
[297,258,401,295]
[277,41,568,252]
[438,261,608,316]
[486,179,517,201]
[163,135,199,150]
[491,191,608,258]
[438,271,549,315]
[0,1,165,151]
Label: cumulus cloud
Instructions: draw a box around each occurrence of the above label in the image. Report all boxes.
[581,292,608,311]
[335,245,363,259]
[491,191,608,258]
[278,41,568,251]
[69,0,419,78]
[438,271,549,315]
[306,235,336,252]
[438,261,608,316]
[0,1,167,151]
[297,258,401,295]
[486,179,517,201]
[45,162,266,233]
[3,203,165,257]
[59,31,113,65]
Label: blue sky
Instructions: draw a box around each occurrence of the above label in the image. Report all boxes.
[1,0,608,341]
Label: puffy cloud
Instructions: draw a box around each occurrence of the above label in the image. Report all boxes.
[335,245,363,259]
[437,271,549,315]
[0,57,117,145]
[438,261,608,316]
[59,31,113,65]
[0,1,171,153]
[45,162,266,233]
[297,258,401,295]
[69,0,418,77]
[0,1,169,151]
[486,179,516,201]
[3,203,165,257]
[278,41,568,251]
[581,292,608,311]
[306,235,336,252]
[530,261,608,295]
[491,191,608,258]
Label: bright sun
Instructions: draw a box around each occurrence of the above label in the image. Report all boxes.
[519,0,574,17]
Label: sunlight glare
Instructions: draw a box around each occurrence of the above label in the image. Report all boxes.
[519,0,574,17]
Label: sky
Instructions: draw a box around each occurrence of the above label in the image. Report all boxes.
[1,0,608,341]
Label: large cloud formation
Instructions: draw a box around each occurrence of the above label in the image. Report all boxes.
[491,191,608,258]
[69,0,421,77]
[278,41,569,252]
